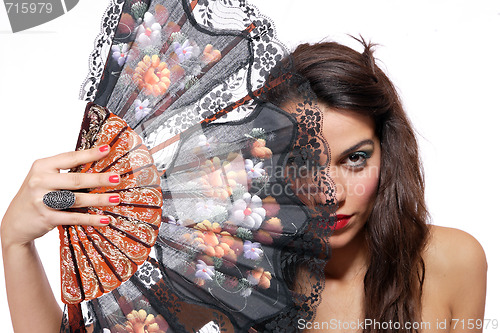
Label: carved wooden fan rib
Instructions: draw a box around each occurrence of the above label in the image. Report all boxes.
[58,103,162,304]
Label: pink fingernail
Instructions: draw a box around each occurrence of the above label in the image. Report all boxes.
[109,195,120,203]
[99,145,109,153]
[109,175,120,183]
[100,218,110,224]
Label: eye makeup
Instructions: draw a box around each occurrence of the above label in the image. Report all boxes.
[338,139,375,157]
[336,140,375,171]
[342,150,373,170]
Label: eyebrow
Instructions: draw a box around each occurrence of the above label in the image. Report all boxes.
[339,139,375,157]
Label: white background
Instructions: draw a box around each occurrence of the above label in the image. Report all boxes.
[0,0,499,331]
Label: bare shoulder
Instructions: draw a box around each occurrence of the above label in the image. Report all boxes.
[423,225,487,321]
[424,225,487,272]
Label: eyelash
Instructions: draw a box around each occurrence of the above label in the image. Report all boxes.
[341,151,371,170]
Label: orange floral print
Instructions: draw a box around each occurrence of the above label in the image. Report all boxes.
[248,267,272,289]
[190,220,237,261]
[201,44,222,64]
[251,139,272,159]
[255,229,273,245]
[113,309,169,333]
[262,196,280,217]
[263,217,283,234]
[133,55,171,96]
[198,157,243,200]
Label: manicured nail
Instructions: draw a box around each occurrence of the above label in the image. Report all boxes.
[109,195,120,203]
[100,217,110,224]
[99,145,109,153]
[109,175,120,183]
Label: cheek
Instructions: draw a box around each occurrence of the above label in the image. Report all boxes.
[350,169,379,207]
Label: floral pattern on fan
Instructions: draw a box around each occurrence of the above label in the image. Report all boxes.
[58,103,162,304]
[98,2,227,122]
[166,129,283,299]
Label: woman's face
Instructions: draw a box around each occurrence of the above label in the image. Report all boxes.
[321,106,381,249]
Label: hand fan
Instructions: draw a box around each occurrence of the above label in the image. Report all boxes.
[60,0,337,332]
[59,103,163,304]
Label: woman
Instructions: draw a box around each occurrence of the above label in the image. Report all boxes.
[279,40,487,332]
[1,40,487,332]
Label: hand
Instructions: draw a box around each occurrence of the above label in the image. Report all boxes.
[1,145,121,249]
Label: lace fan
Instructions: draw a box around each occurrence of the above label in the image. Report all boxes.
[61,0,337,332]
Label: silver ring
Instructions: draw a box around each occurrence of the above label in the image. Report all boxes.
[42,190,76,210]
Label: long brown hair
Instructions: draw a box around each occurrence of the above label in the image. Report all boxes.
[278,39,430,332]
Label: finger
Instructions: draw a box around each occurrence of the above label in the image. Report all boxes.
[72,193,121,208]
[46,211,111,228]
[43,172,121,190]
[38,145,110,171]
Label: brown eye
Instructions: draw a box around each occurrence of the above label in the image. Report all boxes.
[348,154,361,163]
[342,151,370,169]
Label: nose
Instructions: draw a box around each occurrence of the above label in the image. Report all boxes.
[313,177,345,209]
[333,180,346,207]
[327,166,346,208]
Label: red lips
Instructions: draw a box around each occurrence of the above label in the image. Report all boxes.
[331,214,352,230]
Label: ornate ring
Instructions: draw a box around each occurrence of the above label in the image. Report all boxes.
[42,190,76,210]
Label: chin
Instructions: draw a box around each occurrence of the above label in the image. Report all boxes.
[327,226,366,249]
[328,233,354,249]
